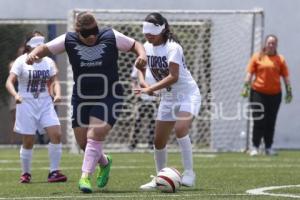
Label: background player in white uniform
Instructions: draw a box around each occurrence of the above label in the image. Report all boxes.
[6,31,67,183]
[138,13,201,190]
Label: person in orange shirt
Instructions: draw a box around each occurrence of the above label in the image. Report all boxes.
[241,34,292,156]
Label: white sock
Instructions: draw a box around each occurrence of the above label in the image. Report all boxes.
[20,146,33,174]
[177,135,193,171]
[154,146,167,174]
[48,143,62,172]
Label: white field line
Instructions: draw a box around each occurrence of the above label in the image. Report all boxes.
[0,161,300,171]
[3,155,300,164]
[0,166,152,171]
[0,163,300,171]
[0,154,217,158]
[0,154,217,163]
[247,185,300,198]
[2,185,299,199]
[194,154,217,158]
[0,193,249,200]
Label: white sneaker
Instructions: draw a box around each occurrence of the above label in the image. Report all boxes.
[249,148,259,156]
[182,170,195,187]
[265,148,278,156]
[140,175,157,191]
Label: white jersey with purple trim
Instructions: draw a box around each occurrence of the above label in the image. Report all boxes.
[10,54,57,99]
[144,40,200,102]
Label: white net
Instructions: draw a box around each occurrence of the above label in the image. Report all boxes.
[67,9,264,152]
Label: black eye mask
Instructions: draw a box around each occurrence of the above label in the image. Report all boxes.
[79,26,99,38]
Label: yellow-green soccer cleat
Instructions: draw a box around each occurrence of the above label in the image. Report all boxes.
[96,155,112,188]
[78,177,92,193]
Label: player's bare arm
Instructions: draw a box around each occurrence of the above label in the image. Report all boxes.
[26,44,52,65]
[130,41,147,70]
[49,75,61,103]
[142,62,179,94]
[5,73,22,104]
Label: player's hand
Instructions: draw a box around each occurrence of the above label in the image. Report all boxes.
[134,88,157,96]
[285,93,292,104]
[241,83,250,98]
[53,95,61,103]
[134,56,147,70]
[14,94,22,104]
[285,84,292,104]
[26,53,40,65]
[133,88,141,97]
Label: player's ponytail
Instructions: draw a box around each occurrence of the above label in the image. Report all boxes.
[161,16,180,44]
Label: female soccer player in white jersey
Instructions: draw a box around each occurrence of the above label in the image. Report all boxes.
[26,12,147,193]
[139,13,201,190]
[6,31,67,184]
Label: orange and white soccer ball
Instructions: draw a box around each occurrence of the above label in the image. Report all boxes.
[156,167,182,193]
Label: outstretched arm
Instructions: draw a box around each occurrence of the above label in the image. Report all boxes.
[26,44,52,65]
[142,62,179,94]
[130,41,147,71]
[26,34,66,65]
[113,29,147,73]
[137,69,149,88]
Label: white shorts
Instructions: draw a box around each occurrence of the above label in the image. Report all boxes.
[14,96,60,135]
[157,93,201,121]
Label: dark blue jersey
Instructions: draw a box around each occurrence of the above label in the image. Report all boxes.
[65,28,122,99]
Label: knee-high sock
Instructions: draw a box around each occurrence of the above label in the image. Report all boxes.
[20,146,33,174]
[98,154,108,166]
[154,146,167,174]
[82,139,102,174]
[177,135,193,171]
[48,143,62,172]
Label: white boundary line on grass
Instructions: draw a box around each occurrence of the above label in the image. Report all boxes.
[247,185,300,198]
[1,164,300,171]
[0,193,248,200]
[0,154,216,162]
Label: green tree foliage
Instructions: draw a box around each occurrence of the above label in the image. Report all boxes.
[0,25,33,105]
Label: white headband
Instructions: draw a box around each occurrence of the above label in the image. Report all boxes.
[142,22,165,35]
[26,36,45,48]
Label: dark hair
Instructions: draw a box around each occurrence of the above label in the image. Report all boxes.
[259,34,278,59]
[75,11,97,32]
[23,30,44,54]
[145,12,180,44]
